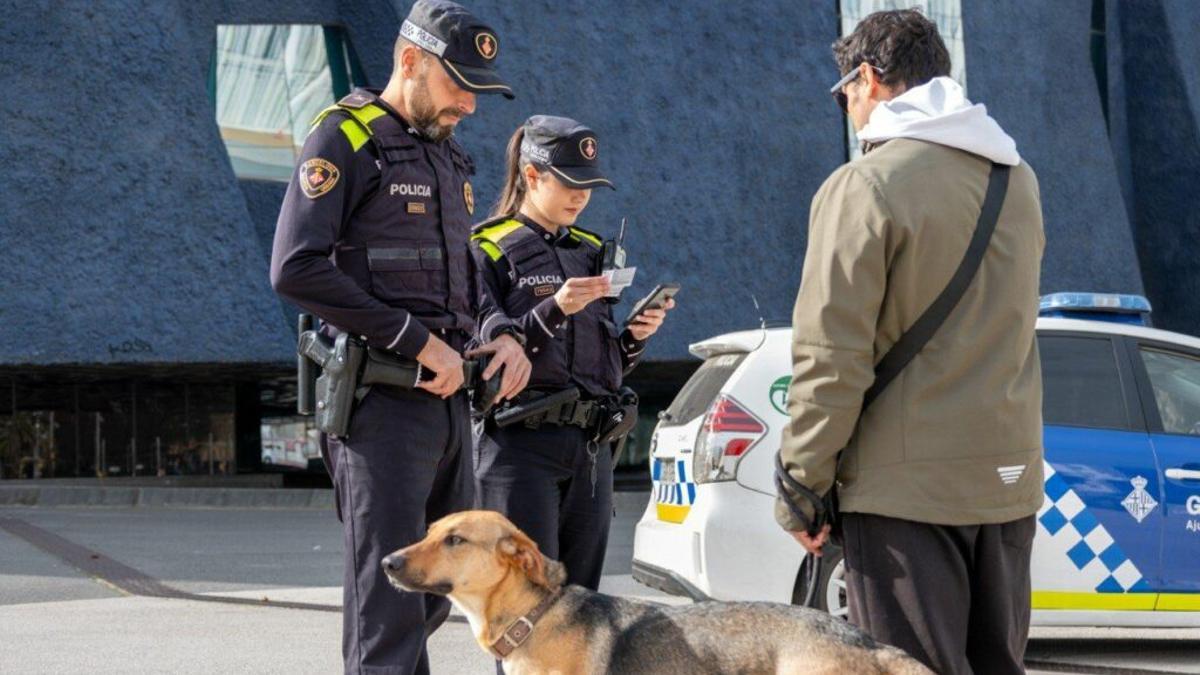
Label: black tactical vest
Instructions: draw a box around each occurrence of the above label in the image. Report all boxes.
[317,91,476,333]
[474,218,623,397]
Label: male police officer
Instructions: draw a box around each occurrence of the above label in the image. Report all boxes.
[270,2,530,673]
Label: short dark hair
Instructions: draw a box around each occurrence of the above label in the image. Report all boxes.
[832,9,951,91]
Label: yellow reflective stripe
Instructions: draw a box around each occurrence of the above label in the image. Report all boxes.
[309,104,342,128]
[1156,593,1200,611]
[339,118,370,152]
[655,503,690,524]
[1032,591,1158,610]
[344,103,386,128]
[477,240,502,261]
[310,103,387,151]
[471,219,523,246]
[569,227,602,248]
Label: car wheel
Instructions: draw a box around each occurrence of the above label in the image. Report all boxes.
[791,545,848,619]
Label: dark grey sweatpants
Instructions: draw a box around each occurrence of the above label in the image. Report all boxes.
[325,386,474,675]
[842,512,1036,675]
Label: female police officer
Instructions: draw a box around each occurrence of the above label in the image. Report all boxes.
[469,115,672,592]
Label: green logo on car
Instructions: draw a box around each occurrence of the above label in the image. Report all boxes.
[769,376,791,415]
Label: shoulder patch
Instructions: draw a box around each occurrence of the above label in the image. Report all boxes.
[568,226,603,248]
[476,240,503,261]
[299,158,339,199]
[310,100,388,153]
[471,218,524,246]
[471,215,516,235]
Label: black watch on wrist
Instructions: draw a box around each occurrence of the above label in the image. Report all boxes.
[494,325,526,347]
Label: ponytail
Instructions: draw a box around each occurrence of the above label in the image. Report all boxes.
[491,126,527,219]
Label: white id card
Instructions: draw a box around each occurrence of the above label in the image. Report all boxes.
[603,267,637,298]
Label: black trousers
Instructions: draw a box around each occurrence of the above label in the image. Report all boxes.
[325,386,474,675]
[842,512,1036,675]
[474,422,614,591]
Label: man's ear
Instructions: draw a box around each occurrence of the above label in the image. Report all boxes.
[399,44,423,79]
[499,532,561,590]
[861,62,880,97]
[863,63,904,102]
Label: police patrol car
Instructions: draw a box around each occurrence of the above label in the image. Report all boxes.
[632,294,1200,627]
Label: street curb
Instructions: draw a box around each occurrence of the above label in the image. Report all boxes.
[0,485,335,510]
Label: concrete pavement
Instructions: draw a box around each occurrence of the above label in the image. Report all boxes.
[2,492,1198,674]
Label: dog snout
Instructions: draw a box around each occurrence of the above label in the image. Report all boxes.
[382,552,407,574]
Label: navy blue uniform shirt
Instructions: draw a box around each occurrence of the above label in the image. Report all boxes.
[471,214,646,397]
[270,89,517,357]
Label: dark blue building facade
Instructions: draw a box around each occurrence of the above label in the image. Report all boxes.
[1,0,1196,478]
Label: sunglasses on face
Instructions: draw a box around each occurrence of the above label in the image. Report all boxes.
[830,64,885,114]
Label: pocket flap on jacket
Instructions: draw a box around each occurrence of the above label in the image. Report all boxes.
[379,143,423,164]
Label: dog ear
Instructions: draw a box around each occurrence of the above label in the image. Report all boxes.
[541,555,566,590]
[500,532,563,590]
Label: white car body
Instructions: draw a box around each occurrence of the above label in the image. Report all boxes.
[633,317,1200,627]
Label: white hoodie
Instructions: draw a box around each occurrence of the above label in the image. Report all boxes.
[856,76,1021,166]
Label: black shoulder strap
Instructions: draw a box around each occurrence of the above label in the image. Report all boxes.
[861,162,1010,410]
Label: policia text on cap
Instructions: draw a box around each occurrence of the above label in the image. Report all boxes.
[269,1,530,672]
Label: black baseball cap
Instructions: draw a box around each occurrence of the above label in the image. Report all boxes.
[520,115,615,190]
[400,0,513,99]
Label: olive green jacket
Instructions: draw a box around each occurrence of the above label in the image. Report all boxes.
[776,138,1045,530]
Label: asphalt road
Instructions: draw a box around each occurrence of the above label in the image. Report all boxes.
[2,493,1197,674]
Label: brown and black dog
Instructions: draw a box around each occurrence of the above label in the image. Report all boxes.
[382,510,932,675]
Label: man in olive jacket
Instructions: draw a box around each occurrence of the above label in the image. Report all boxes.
[776,10,1044,674]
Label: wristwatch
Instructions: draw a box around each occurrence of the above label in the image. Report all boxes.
[494,325,526,347]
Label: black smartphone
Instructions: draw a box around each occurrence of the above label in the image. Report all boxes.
[625,283,680,325]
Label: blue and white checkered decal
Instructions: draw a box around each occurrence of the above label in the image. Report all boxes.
[652,457,696,506]
[1036,462,1151,593]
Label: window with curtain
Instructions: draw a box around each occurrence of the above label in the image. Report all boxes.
[837,1,966,159]
[210,25,366,182]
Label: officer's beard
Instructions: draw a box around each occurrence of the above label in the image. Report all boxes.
[409,75,460,143]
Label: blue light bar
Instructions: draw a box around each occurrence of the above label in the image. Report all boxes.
[1038,293,1152,325]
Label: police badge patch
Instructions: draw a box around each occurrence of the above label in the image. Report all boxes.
[299,158,339,199]
[579,136,597,160]
[464,181,475,215]
[475,32,497,60]
[534,284,555,297]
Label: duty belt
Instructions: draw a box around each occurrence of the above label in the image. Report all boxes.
[532,397,603,429]
[492,388,601,430]
[296,316,501,438]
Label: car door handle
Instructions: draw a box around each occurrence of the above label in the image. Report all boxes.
[1165,468,1200,481]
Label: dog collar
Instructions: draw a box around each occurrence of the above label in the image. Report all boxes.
[490,589,562,659]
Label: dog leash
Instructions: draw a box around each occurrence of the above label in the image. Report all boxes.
[489,589,563,659]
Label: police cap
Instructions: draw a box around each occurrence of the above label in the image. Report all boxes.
[520,115,615,190]
[400,0,514,99]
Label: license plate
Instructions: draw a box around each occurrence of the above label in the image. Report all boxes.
[657,458,676,484]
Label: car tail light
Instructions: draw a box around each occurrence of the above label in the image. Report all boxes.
[693,395,766,483]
